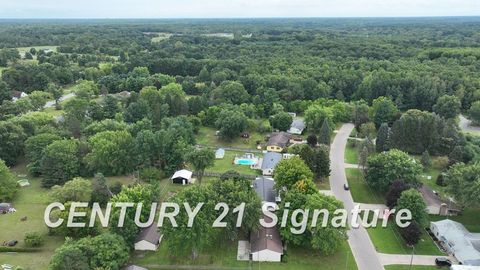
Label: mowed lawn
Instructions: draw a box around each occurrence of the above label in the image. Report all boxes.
[367,220,443,256]
[207,150,262,176]
[134,240,358,270]
[0,164,63,270]
[345,168,384,204]
[345,139,359,164]
[197,126,266,150]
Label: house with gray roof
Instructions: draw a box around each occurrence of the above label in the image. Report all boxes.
[134,224,162,251]
[288,119,306,135]
[430,219,480,266]
[253,177,276,203]
[260,152,283,176]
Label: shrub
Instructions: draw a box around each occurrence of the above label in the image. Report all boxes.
[24,232,44,247]
[139,167,163,183]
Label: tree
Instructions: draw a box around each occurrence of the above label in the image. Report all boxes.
[102,95,119,119]
[421,150,432,169]
[46,83,63,107]
[396,189,428,226]
[74,80,97,99]
[49,244,90,270]
[353,102,370,129]
[40,140,80,188]
[0,121,27,166]
[215,109,248,140]
[198,66,210,82]
[269,112,293,131]
[376,123,391,152]
[433,95,461,119]
[469,101,480,125]
[28,91,50,110]
[372,97,399,127]
[211,81,249,105]
[185,148,215,184]
[305,105,334,133]
[124,99,151,123]
[160,83,188,116]
[24,232,44,247]
[365,149,422,192]
[274,156,314,190]
[90,173,113,206]
[318,118,332,145]
[0,159,17,201]
[86,130,135,175]
[399,222,422,246]
[445,162,480,207]
[307,134,317,147]
[359,122,376,139]
[385,180,410,209]
[25,133,61,176]
[0,80,10,103]
[50,178,92,203]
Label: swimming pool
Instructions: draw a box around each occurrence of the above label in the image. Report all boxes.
[235,159,257,165]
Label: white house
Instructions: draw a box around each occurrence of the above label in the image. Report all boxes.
[250,216,283,262]
[134,224,162,251]
[171,169,193,185]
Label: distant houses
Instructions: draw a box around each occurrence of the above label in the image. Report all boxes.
[171,169,193,185]
[266,132,291,152]
[134,224,162,251]
[11,91,28,102]
[430,219,480,266]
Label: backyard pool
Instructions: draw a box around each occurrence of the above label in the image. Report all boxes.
[235,159,257,165]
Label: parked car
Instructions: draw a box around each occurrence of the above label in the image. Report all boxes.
[344,183,350,190]
[435,258,452,267]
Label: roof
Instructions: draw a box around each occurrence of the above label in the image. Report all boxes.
[121,266,148,270]
[0,203,11,209]
[215,148,225,158]
[289,119,306,131]
[135,224,161,245]
[261,152,282,170]
[250,216,283,254]
[267,132,291,148]
[420,185,460,211]
[171,169,192,180]
[451,266,480,270]
[253,177,276,203]
[432,219,480,266]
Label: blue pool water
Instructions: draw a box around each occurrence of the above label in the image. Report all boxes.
[235,159,256,165]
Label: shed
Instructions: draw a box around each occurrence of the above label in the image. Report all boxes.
[215,148,225,159]
[288,119,306,135]
[171,169,193,185]
[250,216,283,262]
[261,152,282,176]
[134,224,162,251]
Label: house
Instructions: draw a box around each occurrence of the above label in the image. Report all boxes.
[260,152,283,176]
[171,169,193,185]
[266,132,291,152]
[134,224,162,251]
[121,265,148,270]
[250,216,283,262]
[252,177,277,204]
[288,119,306,135]
[11,91,28,102]
[420,185,460,216]
[430,220,480,266]
[215,148,225,159]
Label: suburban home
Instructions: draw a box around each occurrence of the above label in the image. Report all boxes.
[11,91,28,102]
[420,185,460,216]
[260,152,283,176]
[266,132,291,152]
[171,169,193,185]
[288,119,306,135]
[215,148,225,159]
[430,220,480,266]
[250,216,284,262]
[134,224,162,251]
[252,176,278,204]
[121,265,148,270]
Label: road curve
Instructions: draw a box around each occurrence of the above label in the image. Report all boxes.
[330,123,385,270]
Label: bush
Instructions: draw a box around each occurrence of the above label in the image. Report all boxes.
[436,173,447,187]
[24,232,44,247]
[399,222,422,246]
[139,167,163,183]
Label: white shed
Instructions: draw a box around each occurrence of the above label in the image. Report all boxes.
[171,169,193,185]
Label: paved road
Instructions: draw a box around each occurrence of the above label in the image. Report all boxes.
[330,123,385,270]
[43,92,76,109]
[459,115,480,134]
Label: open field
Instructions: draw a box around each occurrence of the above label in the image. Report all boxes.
[197,126,266,150]
[134,240,357,270]
[345,139,359,164]
[346,168,384,204]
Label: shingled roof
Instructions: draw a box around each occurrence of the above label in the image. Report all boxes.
[135,224,160,245]
[250,216,283,254]
[267,132,291,148]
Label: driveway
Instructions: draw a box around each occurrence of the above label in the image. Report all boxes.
[44,92,76,109]
[330,123,385,270]
[378,253,450,266]
[459,115,480,134]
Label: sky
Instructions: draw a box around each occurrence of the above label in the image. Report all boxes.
[0,0,479,19]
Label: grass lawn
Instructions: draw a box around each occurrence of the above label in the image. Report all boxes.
[385,266,440,270]
[134,240,357,270]
[413,155,448,196]
[367,220,443,256]
[346,168,384,204]
[197,126,266,150]
[207,150,262,176]
[345,139,359,164]
[429,207,480,233]
[0,163,64,270]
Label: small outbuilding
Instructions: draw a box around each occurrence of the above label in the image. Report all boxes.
[288,119,306,135]
[171,169,193,185]
[134,224,162,251]
[215,148,225,159]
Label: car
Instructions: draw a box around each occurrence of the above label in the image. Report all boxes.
[344,183,350,190]
[435,258,452,267]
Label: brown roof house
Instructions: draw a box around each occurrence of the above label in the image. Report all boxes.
[420,185,460,216]
[266,132,291,153]
[250,216,284,262]
[134,224,162,251]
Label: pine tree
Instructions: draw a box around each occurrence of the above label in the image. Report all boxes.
[421,150,431,169]
[359,146,369,173]
[198,66,210,82]
[318,118,331,146]
[376,123,390,152]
